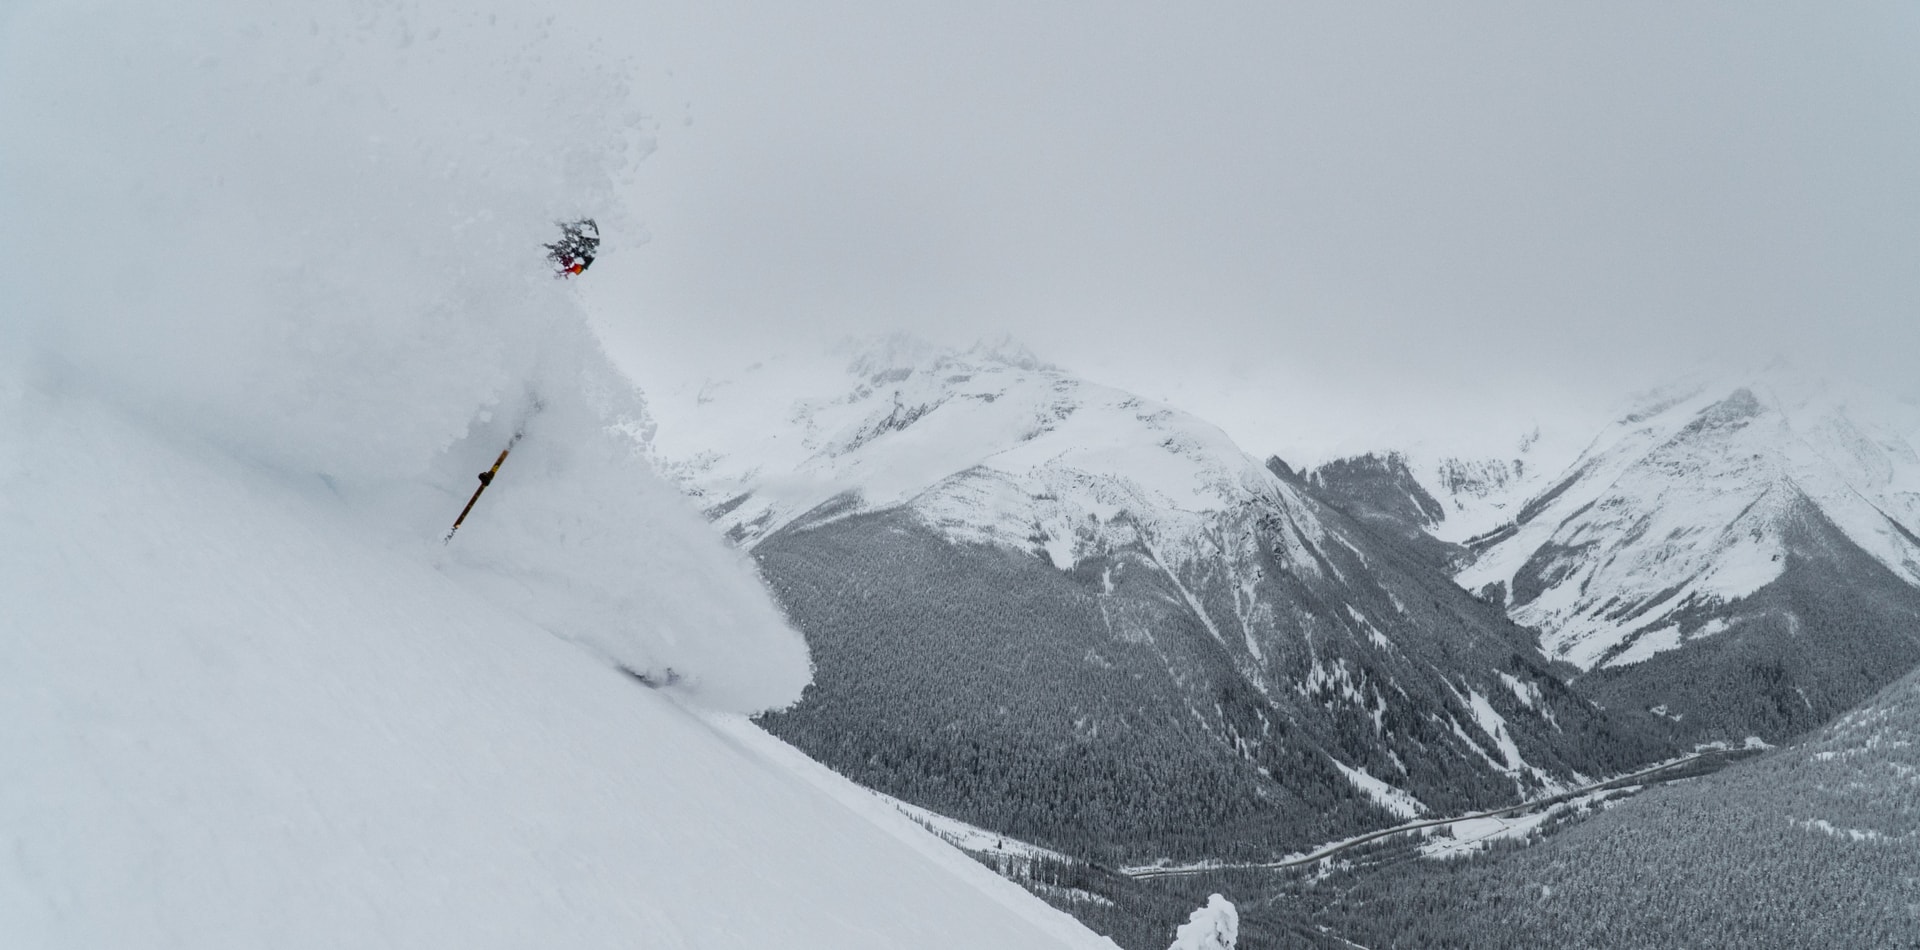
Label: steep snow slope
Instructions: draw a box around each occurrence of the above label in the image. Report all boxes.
[656,339,1664,867]
[0,381,1112,950]
[0,0,810,712]
[1457,378,1920,671]
[0,4,1111,945]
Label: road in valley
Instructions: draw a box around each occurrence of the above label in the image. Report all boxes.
[1123,750,1739,881]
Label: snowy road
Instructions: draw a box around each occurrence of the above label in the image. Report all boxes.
[1124,751,1734,880]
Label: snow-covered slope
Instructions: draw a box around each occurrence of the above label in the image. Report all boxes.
[0,380,1111,950]
[1,0,812,713]
[0,4,1113,946]
[1458,377,1920,671]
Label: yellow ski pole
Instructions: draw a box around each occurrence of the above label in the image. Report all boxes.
[444,431,523,542]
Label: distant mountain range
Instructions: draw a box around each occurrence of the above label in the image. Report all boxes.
[1311,375,1920,743]
[651,338,1661,866]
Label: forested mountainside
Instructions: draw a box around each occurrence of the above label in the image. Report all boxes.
[657,341,1667,867]
[1293,660,1920,949]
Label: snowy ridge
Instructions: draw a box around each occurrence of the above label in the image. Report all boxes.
[1456,375,1920,669]
[655,334,1298,570]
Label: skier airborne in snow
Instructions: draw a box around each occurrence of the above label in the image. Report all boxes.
[446,219,599,541]
[544,218,599,277]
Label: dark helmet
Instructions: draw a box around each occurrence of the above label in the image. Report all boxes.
[545,218,599,277]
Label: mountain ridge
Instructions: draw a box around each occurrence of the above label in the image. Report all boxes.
[1313,373,1920,744]
[653,338,1667,867]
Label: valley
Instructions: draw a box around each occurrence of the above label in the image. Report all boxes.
[651,340,1920,948]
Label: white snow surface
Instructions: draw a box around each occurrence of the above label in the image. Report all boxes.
[0,382,1113,949]
[1603,624,1684,669]
[0,4,1110,946]
[0,0,812,711]
[1455,373,1920,669]
[1167,894,1239,950]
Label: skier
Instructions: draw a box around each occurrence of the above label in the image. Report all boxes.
[544,218,599,277]
[446,220,597,541]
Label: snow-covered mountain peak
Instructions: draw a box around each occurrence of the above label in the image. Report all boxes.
[1457,371,1920,671]
[654,337,1292,562]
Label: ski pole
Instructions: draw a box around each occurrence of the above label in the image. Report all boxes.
[445,431,523,542]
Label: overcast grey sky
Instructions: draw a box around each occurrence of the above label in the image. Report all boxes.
[586,2,1920,461]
